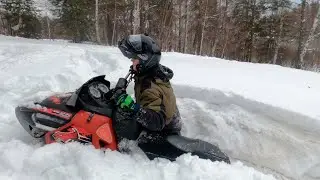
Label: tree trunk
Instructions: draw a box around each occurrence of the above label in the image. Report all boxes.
[178,1,182,52]
[194,0,202,54]
[199,0,208,55]
[46,16,51,39]
[133,0,140,34]
[95,0,101,44]
[106,13,113,45]
[273,14,285,65]
[140,0,144,33]
[102,16,107,44]
[248,0,256,62]
[211,0,219,56]
[221,0,229,58]
[164,9,174,51]
[295,0,306,69]
[44,1,51,39]
[159,1,170,48]
[103,3,109,45]
[112,0,117,45]
[144,2,150,31]
[221,28,229,58]
[300,2,320,67]
[212,37,219,56]
[184,0,189,53]
[0,16,6,35]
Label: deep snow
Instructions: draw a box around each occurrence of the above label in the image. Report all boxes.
[0,35,319,180]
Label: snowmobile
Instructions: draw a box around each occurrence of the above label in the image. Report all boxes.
[15,69,230,164]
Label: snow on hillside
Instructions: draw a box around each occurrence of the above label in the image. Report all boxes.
[0,35,319,180]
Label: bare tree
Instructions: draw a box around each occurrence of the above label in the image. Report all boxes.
[221,0,229,58]
[45,1,51,39]
[199,0,208,55]
[211,0,220,56]
[248,0,257,62]
[273,15,285,64]
[184,0,189,53]
[95,0,101,43]
[112,0,117,45]
[300,1,320,66]
[178,0,182,52]
[133,0,140,34]
[272,0,291,65]
[295,0,307,69]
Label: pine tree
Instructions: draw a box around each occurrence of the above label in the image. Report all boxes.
[0,0,41,38]
[49,0,95,42]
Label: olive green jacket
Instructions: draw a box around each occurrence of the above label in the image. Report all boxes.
[133,65,181,132]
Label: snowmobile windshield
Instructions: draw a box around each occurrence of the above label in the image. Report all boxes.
[66,75,111,108]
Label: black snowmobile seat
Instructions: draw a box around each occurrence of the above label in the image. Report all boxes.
[137,132,230,164]
[166,135,230,163]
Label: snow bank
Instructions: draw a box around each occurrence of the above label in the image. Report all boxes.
[161,52,320,122]
[0,141,276,180]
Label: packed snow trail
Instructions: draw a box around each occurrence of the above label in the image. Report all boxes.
[0,35,319,180]
[174,85,320,180]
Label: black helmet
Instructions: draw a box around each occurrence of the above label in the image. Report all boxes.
[118,34,161,74]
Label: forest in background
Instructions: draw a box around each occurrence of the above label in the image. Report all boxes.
[0,0,320,71]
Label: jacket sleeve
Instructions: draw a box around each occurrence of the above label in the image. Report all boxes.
[133,89,166,131]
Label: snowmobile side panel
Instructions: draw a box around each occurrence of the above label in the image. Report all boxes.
[32,106,73,120]
[45,110,117,150]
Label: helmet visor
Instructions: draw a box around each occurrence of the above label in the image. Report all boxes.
[128,35,142,52]
[119,42,137,59]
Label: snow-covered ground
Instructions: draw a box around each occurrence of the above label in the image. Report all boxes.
[0,35,319,180]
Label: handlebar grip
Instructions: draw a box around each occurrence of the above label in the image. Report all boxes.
[115,78,128,89]
[111,88,126,102]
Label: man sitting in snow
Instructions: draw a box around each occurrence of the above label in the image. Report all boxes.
[116,33,182,136]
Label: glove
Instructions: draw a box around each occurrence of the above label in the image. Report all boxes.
[116,94,140,112]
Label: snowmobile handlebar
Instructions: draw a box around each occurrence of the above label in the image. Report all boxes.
[111,68,135,101]
[115,68,134,90]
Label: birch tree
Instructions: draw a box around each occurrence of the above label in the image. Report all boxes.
[133,0,140,34]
